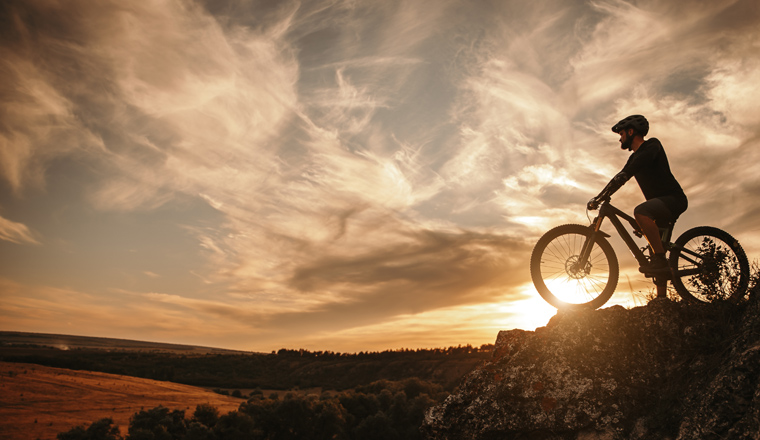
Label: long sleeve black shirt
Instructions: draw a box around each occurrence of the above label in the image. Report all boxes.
[621,138,686,201]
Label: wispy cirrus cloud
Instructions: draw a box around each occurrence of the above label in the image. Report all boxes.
[0,215,39,245]
[0,47,103,194]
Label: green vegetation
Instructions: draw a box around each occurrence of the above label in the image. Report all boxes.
[0,344,492,391]
[3,342,488,438]
[57,378,447,440]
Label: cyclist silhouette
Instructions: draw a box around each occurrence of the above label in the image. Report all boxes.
[587,115,688,274]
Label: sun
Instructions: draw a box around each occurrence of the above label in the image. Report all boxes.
[495,283,558,331]
[541,277,608,306]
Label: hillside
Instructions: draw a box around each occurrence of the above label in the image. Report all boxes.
[0,331,248,354]
[0,335,491,391]
[423,294,760,439]
[0,334,489,440]
[0,361,243,440]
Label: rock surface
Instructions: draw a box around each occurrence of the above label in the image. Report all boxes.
[422,295,760,440]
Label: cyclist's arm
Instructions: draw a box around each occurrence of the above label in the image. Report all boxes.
[598,171,630,198]
[588,142,658,210]
[588,171,630,210]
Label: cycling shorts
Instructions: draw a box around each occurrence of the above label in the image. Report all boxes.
[634,195,688,227]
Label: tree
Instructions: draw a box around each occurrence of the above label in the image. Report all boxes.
[212,411,256,440]
[192,404,219,428]
[185,422,216,440]
[353,411,398,440]
[239,395,348,440]
[127,406,186,440]
[57,418,122,440]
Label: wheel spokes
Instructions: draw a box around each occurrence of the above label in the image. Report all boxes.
[675,236,742,301]
[538,233,611,304]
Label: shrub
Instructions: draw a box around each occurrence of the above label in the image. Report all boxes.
[57,418,121,440]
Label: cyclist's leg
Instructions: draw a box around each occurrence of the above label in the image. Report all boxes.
[635,212,666,254]
[636,196,688,282]
[634,199,673,255]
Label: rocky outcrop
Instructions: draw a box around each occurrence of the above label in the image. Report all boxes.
[422,296,760,440]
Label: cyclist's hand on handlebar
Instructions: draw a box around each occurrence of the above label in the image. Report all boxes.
[587,197,600,211]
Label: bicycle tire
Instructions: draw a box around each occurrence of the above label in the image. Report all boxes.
[670,226,750,303]
[530,224,619,309]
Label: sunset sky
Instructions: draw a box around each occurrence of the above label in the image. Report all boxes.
[1,0,759,353]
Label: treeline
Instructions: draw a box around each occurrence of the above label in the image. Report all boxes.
[273,344,494,357]
[0,344,493,390]
[58,378,446,440]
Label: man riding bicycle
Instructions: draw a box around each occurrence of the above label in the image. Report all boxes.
[587,115,688,274]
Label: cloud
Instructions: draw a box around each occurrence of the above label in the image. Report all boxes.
[0,45,103,194]
[0,214,40,245]
[0,277,256,347]
[706,57,760,130]
[1,0,300,204]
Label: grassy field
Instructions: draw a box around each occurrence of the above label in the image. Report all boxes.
[0,361,244,440]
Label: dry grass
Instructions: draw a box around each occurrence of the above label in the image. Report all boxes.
[0,361,244,440]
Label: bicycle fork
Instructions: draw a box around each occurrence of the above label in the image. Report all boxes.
[577,215,610,272]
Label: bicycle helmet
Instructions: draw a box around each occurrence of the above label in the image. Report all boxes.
[611,115,649,136]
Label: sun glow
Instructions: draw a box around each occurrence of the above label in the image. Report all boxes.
[497,283,558,330]
[542,276,609,306]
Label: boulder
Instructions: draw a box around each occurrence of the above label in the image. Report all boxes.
[423,295,760,440]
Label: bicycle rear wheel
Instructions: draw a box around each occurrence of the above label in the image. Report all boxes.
[530,224,619,309]
[670,226,750,303]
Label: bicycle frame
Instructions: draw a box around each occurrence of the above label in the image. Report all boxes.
[581,199,710,285]
[579,199,669,275]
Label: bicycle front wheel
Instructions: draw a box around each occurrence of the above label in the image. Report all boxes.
[670,226,750,303]
[530,224,619,309]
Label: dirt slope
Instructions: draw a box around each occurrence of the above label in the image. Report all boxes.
[0,361,244,440]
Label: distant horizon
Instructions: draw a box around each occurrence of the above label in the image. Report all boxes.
[2,0,759,352]
[0,329,496,354]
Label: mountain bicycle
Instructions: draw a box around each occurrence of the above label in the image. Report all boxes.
[530,194,750,309]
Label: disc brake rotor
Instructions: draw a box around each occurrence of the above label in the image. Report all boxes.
[566,256,591,279]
